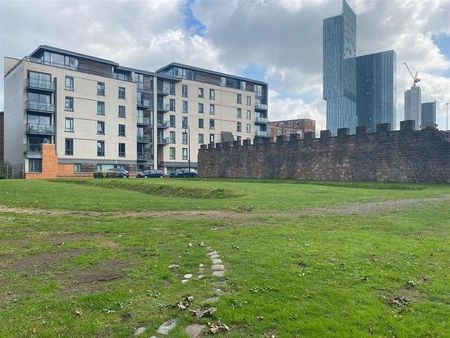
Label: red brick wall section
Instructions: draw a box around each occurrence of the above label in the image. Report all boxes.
[26,144,74,179]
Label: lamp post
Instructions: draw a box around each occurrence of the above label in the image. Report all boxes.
[184,125,191,173]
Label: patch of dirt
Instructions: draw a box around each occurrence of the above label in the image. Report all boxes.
[380,287,422,308]
[41,233,95,245]
[5,248,89,275]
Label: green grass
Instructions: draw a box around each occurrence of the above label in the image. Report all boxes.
[0,179,449,337]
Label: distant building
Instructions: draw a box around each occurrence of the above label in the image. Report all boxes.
[405,86,421,130]
[0,111,3,161]
[356,50,397,132]
[268,119,316,141]
[421,101,436,127]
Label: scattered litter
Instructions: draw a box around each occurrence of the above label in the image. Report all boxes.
[199,242,206,247]
[190,307,216,318]
[177,296,194,310]
[184,274,193,279]
[208,321,229,334]
[198,275,204,279]
[405,280,416,289]
[75,309,82,317]
[388,296,411,307]
[232,245,240,249]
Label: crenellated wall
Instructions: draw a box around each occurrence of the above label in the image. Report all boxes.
[198,121,450,183]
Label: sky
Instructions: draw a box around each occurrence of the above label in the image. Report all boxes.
[1,0,449,131]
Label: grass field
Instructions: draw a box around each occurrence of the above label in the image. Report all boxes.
[0,178,449,337]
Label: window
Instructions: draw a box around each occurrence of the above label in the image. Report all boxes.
[237,93,242,104]
[169,115,176,128]
[118,105,126,118]
[97,82,105,96]
[118,143,125,157]
[198,103,204,114]
[118,124,126,136]
[169,82,175,95]
[247,96,251,106]
[97,101,105,115]
[97,141,105,156]
[169,131,176,144]
[209,119,215,130]
[182,148,188,160]
[182,132,188,145]
[118,87,126,99]
[210,104,215,115]
[29,159,42,172]
[65,118,74,132]
[198,133,204,144]
[29,71,51,89]
[74,163,82,172]
[65,97,73,111]
[182,116,188,129]
[209,89,215,100]
[237,108,242,118]
[246,123,251,133]
[169,98,176,111]
[182,100,188,113]
[65,76,74,91]
[247,110,251,119]
[237,122,242,132]
[65,138,73,155]
[182,84,188,98]
[240,81,246,90]
[198,118,204,129]
[97,121,105,135]
[169,147,176,160]
[220,77,226,86]
[210,133,215,144]
[198,87,204,98]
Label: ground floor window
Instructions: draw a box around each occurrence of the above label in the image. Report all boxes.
[74,163,82,172]
[29,159,42,172]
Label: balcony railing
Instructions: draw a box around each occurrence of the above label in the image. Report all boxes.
[157,121,170,129]
[157,103,170,112]
[24,144,42,154]
[157,86,170,95]
[157,137,170,145]
[137,99,151,108]
[137,116,151,125]
[255,103,268,111]
[26,101,55,113]
[26,123,55,135]
[137,152,150,161]
[26,78,55,91]
[137,83,152,92]
[255,116,268,124]
[137,135,151,143]
[255,130,269,137]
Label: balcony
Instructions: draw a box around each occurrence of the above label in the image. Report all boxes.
[255,103,268,111]
[137,116,151,125]
[157,103,170,112]
[255,130,269,137]
[137,135,151,143]
[157,86,170,96]
[157,137,170,145]
[137,83,152,93]
[137,99,152,109]
[26,78,55,92]
[157,121,170,129]
[26,101,55,113]
[26,123,55,135]
[255,116,268,124]
[137,152,150,161]
[24,144,42,156]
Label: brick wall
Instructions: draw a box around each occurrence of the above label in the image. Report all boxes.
[26,144,74,179]
[198,121,450,183]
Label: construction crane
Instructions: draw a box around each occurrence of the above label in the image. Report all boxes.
[404,62,420,87]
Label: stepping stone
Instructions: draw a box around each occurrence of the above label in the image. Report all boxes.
[212,258,222,264]
[213,288,224,295]
[185,324,206,338]
[169,264,180,269]
[133,327,146,336]
[212,271,225,277]
[207,251,218,256]
[182,279,189,283]
[198,264,205,268]
[157,319,177,335]
[198,275,204,279]
[211,264,224,271]
[184,274,193,279]
[199,268,205,273]
[210,254,220,259]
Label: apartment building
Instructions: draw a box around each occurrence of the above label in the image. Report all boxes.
[268,119,316,141]
[3,45,269,177]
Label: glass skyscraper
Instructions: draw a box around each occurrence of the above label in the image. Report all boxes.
[356,51,397,132]
[421,101,437,126]
[323,1,396,134]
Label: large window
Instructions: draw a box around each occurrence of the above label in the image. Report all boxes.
[237,122,242,132]
[169,82,176,95]
[65,97,74,111]
[182,148,188,160]
[118,87,126,99]
[169,147,176,160]
[237,108,242,118]
[74,163,82,173]
[29,159,42,172]
[118,105,126,118]
[65,76,74,91]
[65,118,74,132]
[198,103,204,114]
[182,84,188,98]
[247,110,251,119]
[182,132,188,145]
[65,138,73,155]
[97,141,105,156]
[209,89,215,100]
[210,133,215,144]
[97,101,105,115]
[182,116,188,129]
[182,100,188,113]
[169,98,176,112]
[118,143,125,157]
[209,119,215,130]
[247,96,252,106]
[209,104,215,115]
[198,133,204,144]
[97,82,105,96]
[170,115,176,128]
[169,131,176,144]
[237,93,242,104]
[198,118,204,129]
[27,114,50,126]
[97,121,105,135]
[118,124,126,136]
[246,123,251,133]
[29,71,51,88]
[198,87,204,98]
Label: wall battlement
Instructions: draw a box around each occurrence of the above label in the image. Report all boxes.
[198,121,450,183]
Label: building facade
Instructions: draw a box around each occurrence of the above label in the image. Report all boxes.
[3,46,268,177]
[405,86,421,130]
[323,0,357,135]
[356,50,396,132]
[0,111,4,161]
[421,101,436,127]
[268,119,316,141]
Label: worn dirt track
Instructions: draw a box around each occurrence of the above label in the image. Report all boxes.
[0,195,449,220]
